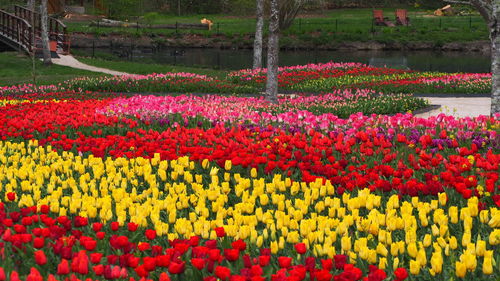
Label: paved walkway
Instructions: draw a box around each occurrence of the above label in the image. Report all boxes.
[415,97,491,118]
[52,55,132,76]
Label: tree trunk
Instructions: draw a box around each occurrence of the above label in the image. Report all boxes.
[491,1,500,115]
[27,0,35,11]
[252,0,264,69]
[265,0,279,103]
[40,0,52,66]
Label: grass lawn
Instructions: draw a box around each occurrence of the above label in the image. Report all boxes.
[77,57,228,78]
[0,52,103,87]
[0,51,229,87]
[65,8,489,44]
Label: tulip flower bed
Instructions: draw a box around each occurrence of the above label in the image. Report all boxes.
[0,85,499,281]
[228,64,491,95]
[0,62,492,98]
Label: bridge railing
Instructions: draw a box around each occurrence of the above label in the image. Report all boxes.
[13,5,70,54]
[0,9,33,53]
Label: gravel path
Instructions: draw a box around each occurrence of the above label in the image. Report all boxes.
[415,97,491,118]
[52,55,132,76]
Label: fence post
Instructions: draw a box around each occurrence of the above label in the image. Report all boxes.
[469,16,472,29]
[439,18,442,29]
[299,18,301,31]
[335,19,338,32]
[217,22,220,34]
[175,21,178,34]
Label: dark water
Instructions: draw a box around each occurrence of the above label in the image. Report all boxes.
[77,47,491,73]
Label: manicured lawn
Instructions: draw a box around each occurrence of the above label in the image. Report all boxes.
[65,8,489,44]
[0,52,101,86]
[77,57,228,78]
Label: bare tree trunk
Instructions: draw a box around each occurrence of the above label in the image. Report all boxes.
[252,0,264,69]
[40,0,52,66]
[27,0,35,10]
[265,0,279,103]
[492,1,500,115]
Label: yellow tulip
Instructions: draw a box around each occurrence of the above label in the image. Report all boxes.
[462,231,471,247]
[438,192,447,206]
[488,212,500,228]
[476,240,486,256]
[390,243,399,256]
[483,251,493,275]
[393,257,399,269]
[417,248,427,266]
[224,160,232,171]
[378,257,387,270]
[455,261,467,278]
[409,260,420,275]
[449,206,458,224]
[449,236,458,249]
[407,242,418,258]
[250,168,257,178]
[341,236,351,252]
[376,243,388,257]
[489,229,500,245]
[461,252,477,270]
[423,234,432,248]
[430,251,443,274]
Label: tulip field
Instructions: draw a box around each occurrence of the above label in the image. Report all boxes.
[0,62,499,281]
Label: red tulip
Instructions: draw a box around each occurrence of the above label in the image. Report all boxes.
[191,258,206,270]
[34,250,47,265]
[143,257,156,272]
[321,259,334,271]
[57,259,70,275]
[111,222,120,231]
[294,243,307,254]
[394,268,408,281]
[168,261,185,274]
[93,264,104,276]
[277,257,292,268]
[214,227,226,238]
[258,255,270,267]
[224,248,239,262]
[145,229,156,240]
[6,192,16,201]
[334,254,347,269]
[33,237,45,249]
[231,239,246,251]
[128,222,138,232]
[315,269,332,281]
[215,266,231,281]
[90,253,103,264]
[159,272,170,281]
[9,271,21,281]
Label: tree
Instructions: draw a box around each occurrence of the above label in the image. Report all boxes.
[40,0,52,65]
[27,0,35,10]
[445,0,499,114]
[265,0,279,103]
[252,0,264,69]
[265,0,308,102]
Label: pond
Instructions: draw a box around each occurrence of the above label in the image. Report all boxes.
[77,47,491,73]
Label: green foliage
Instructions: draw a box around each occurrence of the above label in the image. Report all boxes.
[104,0,143,19]
[230,0,255,15]
[143,12,161,25]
